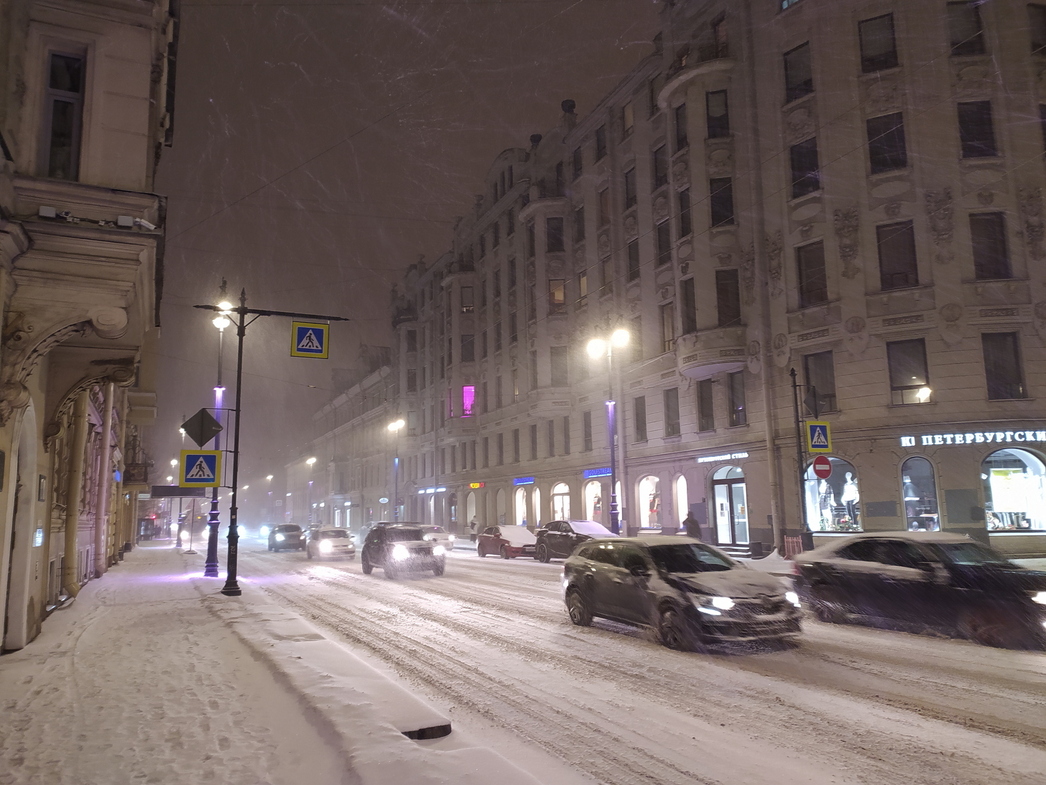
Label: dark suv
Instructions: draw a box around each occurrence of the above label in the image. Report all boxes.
[268,524,305,552]
[563,536,802,651]
[534,519,616,562]
[360,524,446,579]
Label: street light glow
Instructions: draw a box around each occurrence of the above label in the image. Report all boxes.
[306,456,317,466]
[170,458,178,467]
[611,328,630,348]
[388,418,405,432]
[586,338,606,359]
[212,314,230,329]
[166,476,174,484]
[266,475,273,481]
[242,485,249,490]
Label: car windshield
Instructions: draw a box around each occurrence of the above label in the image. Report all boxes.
[648,543,735,573]
[933,541,1015,567]
[387,528,424,542]
[280,526,301,533]
[319,530,349,539]
[421,527,445,535]
[569,520,614,537]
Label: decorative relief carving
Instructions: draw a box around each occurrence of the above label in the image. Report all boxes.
[799,223,814,239]
[597,231,611,257]
[573,244,586,263]
[706,145,733,177]
[716,253,733,267]
[766,231,784,299]
[885,201,902,218]
[844,316,868,357]
[833,207,861,279]
[739,243,755,306]
[955,64,991,97]
[677,242,693,260]
[658,285,672,302]
[680,261,690,276]
[785,107,814,143]
[746,340,762,375]
[1019,187,1044,260]
[624,214,639,240]
[772,332,790,367]
[863,77,901,114]
[671,153,689,183]
[653,194,670,222]
[939,303,964,323]
[977,189,995,206]
[925,188,954,264]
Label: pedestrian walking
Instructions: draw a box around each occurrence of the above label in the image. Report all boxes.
[682,511,699,539]
[469,517,478,542]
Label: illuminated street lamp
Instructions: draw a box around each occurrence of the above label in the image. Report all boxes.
[203,288,233,579]
[587,328,629,535]
[388,418,405,521]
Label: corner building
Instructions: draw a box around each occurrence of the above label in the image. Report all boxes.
[361,0,1046,558]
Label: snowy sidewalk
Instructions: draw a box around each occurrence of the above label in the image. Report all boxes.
[0,542,540,785]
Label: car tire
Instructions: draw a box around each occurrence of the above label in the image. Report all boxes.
[657,605,693,651]
[361,555,373,575]
[433,561,445,576]
[267,544,273,552]
[810,584,847,624]
[477,545,486,557]
[566,589,592,626]
[536,543,550,563]
[306,548,313,560]
[500,545,510,560]
[960,606,1026,649]
[385,563,398,580]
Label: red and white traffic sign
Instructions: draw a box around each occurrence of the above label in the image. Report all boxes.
[812,455,832,480]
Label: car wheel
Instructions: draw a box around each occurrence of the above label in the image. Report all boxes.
[566,589,592,626]
[960,607,1026,649]
[657,605,692,651]
[385,563,398,580]
[361,555,373,575]
[267,544,273,552]
[477,545,486,557]
[433,561,445,576]
[306,548,313,560]
[500,545,510,560]
[810,584,848,624]
[536,543,550,563]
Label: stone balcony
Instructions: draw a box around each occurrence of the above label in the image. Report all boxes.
[675,326,746,381]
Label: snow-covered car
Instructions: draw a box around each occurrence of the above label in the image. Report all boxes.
[477,525,537,559]
[534,519,616,562]
[793,531,1046,649]
[563,536,802,651]
[268,524,305,552]
[360,524,446,579]
[419,524,455,551]
[306,527,356,560]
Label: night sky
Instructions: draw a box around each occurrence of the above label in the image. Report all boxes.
[148,0,660,494]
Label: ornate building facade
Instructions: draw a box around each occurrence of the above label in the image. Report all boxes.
[0,0,176,649]
[301,0,1046,558]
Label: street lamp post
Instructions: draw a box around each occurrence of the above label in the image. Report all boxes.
[205,290,232,577]
[587,328,630,535]
[306,457,317,525]
[387,419,405,521]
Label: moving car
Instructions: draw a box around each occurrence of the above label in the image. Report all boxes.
[360,524,446,579]
[563,536,802,650]
[534,519,616,562]
[419,524,455,551]
[268,524,305,552]
[306,527,357,560]
[793,531,1046,649]
[477,525,537,559]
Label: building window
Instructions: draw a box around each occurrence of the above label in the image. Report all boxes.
[461,286,474,313]
[697,379,715,432]
[624,168,637,209]
[483,437,490,468]
[554,162,565,197]
[547,419,555,458]
[958,101,996,157]
[407,368,417,392]
[797,241,828,307]
[506,208,514,236]
[858,14,898,73]
[709,178,735,226]
[43,52,85,180]
[548,279,566,314]
[790,137,820,198]
[492,221,500,248]
[547,217,565,253]
[634,396,647,442]
[595,125,608,160]
[563,415,571,455]
[681,277,697,335]
[478,235,486,258]
[480,330,488,359]
[513,429,520,463]
[550,345,568,386]
[970,213,1011,279]
[495,376,503,409]
[622,102,635,138]
[525,221,536,258]
[497,433,504,466]
[530,423,538,460]
[1031,4,1046,53]
[578,269,589,304]
[507,258,517,290]
[572,147,583,179]
[494,321,502,352]
[631,316,643,363]
[653,145,669,189]
[583,411,593,451]
[706,90,729,139]
[664,388,680,437]
[803,350,837,414]
[461,333,475,362]
[948,1,986,56]
[982,332,1027,400]
[598,188,610,226]
[509,312,518,344]
[627,239,640,281]
[574,205,585,243]
[462,384,476,417]
[493,269,501,299]
[728,372,747,426]
[406,329,417,352]
[887,339,932,404]
[674,103,688,152]
[899,457,941,531]
[656,221,672,267]
[867,113,907,173]
[716,269,742,326]
[678,188,692,237]
[877,221,919,290]
[712,17,728,57]
[648,72,665,117]
[530,350,538,387]
[784,43,813,103]
[660,301,676,353]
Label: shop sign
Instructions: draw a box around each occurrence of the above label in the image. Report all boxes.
[900,430,1046,447]
[696,452,749,464]
[583,467,612,478]
[417,487,447,494]
[513,477,535,485]
[468,482,485,489]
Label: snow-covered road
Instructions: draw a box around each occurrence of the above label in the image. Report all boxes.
[240,543,1046,785]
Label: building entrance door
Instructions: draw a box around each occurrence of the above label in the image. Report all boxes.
[712,466,748,546]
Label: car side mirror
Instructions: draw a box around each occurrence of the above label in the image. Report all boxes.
[629,564,649,578]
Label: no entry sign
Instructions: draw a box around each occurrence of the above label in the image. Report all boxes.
[812,455,832,480]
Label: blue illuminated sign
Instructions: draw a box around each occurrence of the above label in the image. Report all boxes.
[513,477,535,486]
[583,467,612,479]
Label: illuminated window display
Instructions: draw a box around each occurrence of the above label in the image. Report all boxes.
[982,449,1045,531]
[551,482,570,520]
[804,458,862,532]
[901,457,939,531]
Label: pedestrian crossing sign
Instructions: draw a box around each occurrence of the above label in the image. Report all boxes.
[180,450,222,488]
[291,321,329,359]
[806,421,832,453]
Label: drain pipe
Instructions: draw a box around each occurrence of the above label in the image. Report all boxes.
[63,391,90,597]
[94,382,114,577]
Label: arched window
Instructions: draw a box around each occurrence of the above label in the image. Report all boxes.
[901,457,939,531]
[551,482,570,520]
[584,480,602,523]
[803,457,862,532]
[982,449,1046,531]
[674,475,689,528]
[514,487,527,527]
[638,475,660,528]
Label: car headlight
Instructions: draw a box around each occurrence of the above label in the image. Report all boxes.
[260,526,270,538]
[319,540,333,553]
[448,534,455,542]
[1030,591,1046,606]
[424,534,433,541]
[433,545,446,557]
[691,595,735,616]
[275,533,285,542]
[391,544,410,561]
[786,591,801,608]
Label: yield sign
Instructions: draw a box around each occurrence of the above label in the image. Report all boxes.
[181,409,223,449]
[812,455,832,480]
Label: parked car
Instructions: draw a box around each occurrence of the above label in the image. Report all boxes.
[306,527,357,560]
[793,531,1046,649]
[534,519,616,562]
[477,525,537,559]
[563,536,802,650]
[360,524,446,579]
[268,524,305,552]
[419,524,455,551]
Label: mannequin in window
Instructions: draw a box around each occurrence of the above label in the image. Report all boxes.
[840,472,859,528]
[818,480,835,529]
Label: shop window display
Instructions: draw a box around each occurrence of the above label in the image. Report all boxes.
[551,482,570,520]
[982,449,1045,531]
[901,457,940,531]
[638,475,660,529]
[804,458,862,532]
